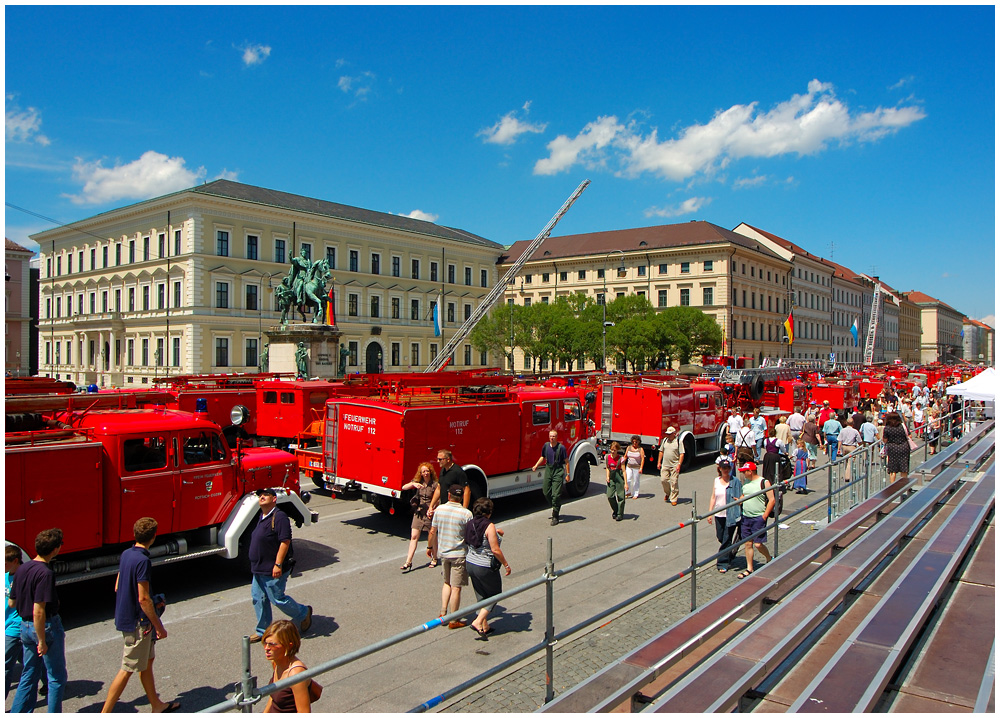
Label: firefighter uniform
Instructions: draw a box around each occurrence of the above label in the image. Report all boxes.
[540,442,568,524]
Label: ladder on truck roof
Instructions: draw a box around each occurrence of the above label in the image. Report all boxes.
[720,367,800,384]
[863,282,881,366]
[424,180,590,372]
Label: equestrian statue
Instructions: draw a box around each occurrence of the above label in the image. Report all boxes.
[276,250,332,326]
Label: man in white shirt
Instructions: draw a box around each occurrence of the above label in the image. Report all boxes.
[749,409,768,461]
[787,410,806,441]
[726,409,743,438]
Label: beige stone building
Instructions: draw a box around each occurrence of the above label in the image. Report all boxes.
[5,238,34,376]
[500,221,791,369]
[893,291,922,363]
[962,318,994,365]
[732,224,833,362]
[903,291,966,364]
[33,180,502,386]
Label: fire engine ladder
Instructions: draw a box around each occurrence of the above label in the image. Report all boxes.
[863,282,881,366]
[599,382,613,441]
[424,179,590,372]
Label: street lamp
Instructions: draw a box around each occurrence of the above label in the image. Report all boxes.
[243,269,280,373]
[507,278,516,375]
[602,249,626,372]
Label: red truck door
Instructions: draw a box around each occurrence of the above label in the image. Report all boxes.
[520,401,554,470]
[176,429,234,531]
[120,433,178,538]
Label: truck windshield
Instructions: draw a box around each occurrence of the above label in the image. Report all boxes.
[123,437,168,472]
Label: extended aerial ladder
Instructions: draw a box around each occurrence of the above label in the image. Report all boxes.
[424,180,590,372]
[863,281,881,365]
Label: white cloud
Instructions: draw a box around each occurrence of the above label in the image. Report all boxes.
[533,115,625,175]
[888,75,915,90]
[400,209,438,223]
[534,80,926,181]
[978,314,995,328]
[338,71,376,99]
[240,43,271,67]
[733,174,769,189]
[478,107,548,145]
[6,95,51,146]
[214,168,239,181]
[64,150,205,206]
[644,196,711,218]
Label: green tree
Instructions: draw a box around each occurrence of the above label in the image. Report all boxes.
[604,295,656,371]
[654,306,723,365]
[470,302,518,370]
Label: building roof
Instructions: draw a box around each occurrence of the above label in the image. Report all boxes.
[5,238,33,254]
[964,318,994,332]
[903,291,965,316]
[191,180,500,249]
[500,221,785,264]
[736,223,833,266]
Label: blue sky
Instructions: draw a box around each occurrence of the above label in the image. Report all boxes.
[5,5,995,324]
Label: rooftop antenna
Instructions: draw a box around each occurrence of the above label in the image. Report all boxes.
[828,241,836,259]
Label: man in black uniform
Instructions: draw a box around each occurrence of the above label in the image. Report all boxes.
[533,430,569,525]
[429,449,470,517]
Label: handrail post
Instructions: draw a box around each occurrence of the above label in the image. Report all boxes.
[240,635,257,713]
[772,483,779,559]
[544,536,555,705]
[827,462,834,521]
[690,490,698,612]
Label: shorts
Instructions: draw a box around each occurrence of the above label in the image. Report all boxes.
[806,443,818,460]
[740,515,767,544]
[121,624,156,673]
[442,557,468,587]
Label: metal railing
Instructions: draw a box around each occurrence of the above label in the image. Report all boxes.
[200,408,974,713]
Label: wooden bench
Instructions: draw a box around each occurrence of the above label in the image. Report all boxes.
[790,465,995,712]
[644,463,971,714]
[538,479,911,713]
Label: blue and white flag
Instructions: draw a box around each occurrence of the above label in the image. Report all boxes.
[432,294,442,337]
[850,318,859,346]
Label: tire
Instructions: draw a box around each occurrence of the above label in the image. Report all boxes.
[751,375,765,401]
[565,459,592,498]
[467,474,487,504]
[371,494,393,515]
[681,435,696,471]
[310,472,325,490]
[235,526,254,575]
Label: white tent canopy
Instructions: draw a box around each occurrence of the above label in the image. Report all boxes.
[946,367,996,402]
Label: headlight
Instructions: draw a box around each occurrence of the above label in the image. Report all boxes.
[230,405,250,426]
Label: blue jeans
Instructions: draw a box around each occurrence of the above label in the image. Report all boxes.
[6,632,47,698]
[251,573,308,637]
[10,616,66,713]
[825,435,839,463]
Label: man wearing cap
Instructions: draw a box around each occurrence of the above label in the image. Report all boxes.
[247,489,312,643]
[735,462,773,580]
[428,484,473,628]
[656,427,684,505]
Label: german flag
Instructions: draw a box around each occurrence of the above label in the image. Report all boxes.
[784,311,794,343]
[325,284,336,325]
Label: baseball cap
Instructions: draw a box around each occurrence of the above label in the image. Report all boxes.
[738,462,757,473]
[255,488,277,497]
[665,427,677,435]
[448,483,465,498]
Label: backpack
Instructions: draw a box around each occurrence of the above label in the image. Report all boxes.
[776,453,793,482]
[761,477,784,519]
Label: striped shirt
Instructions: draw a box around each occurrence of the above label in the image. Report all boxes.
[431,502,472,559]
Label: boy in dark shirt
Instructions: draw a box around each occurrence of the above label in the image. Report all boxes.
[9,528,66,713]
[101,517,179,713]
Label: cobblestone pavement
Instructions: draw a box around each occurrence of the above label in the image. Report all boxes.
[439,502,830,713]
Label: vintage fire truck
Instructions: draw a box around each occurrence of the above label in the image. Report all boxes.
[5,391,316,583]
[311,372,600,515]
[808,380,860,410]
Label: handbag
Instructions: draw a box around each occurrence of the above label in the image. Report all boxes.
[308,679,323,703]
[490,555,503,572]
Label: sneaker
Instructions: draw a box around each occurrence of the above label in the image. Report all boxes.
[550,515,559,526]
[664,495,669,502]
[38,684,48,697]
[248,633,263,644]
[300,605,313,633]
[671,501,678,506]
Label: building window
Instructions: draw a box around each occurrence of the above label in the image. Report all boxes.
[141,338,149,366]
[464,345,472,366]
[158,233,165,258]
[388,297,399,319]
[349,250,359,272]
[129,241,135,263]
[464,304,472,321]
[172,337,180,367]
[127,339,134,367]
[326,247,336,269]
[524,274,533,284]
[156,338,164,366]
[246,339,258,368]
[411,259,420,279]
[128,288,135,312]
[142,286,150,311]
[391,342,400,367]
[174,281,181,308]
[274,239,286,264]
[430,261,438,282]
[410,299,419,321]
[115,243,122,265]
[217,231,229,256]
[55,297,61,318]
[103,246,109,268]
[541,296,549,304]
[658,290,668,307]
[216,282,229,309]
[430,343,438,362]
[448,264,456,284]
[349,341,358,366]
[542,272,550,283]
[174,230,182,256]
[411,342,420,366]
[704,260,713,272]
[680,262,690,274]
[559,271,567,282]
[392,256,401,277]
[79,295,85,315]
[578,270,586,280]
[215,338,229,367]
[636,265,646,277]
[348,294,358,316]
[371,253,380,275]
[157,284,165,310]
[247,235,258,260]
[447,303,455,323]
[102,291,108,313]
[246,285,258,311]
[370,296,380,318]
[703,287,714,306]
[300,243,311,261]
[90,248,96,270]
[523,297,531,307]
[680,289,690,306]
[143,236,150,261]
[67,254,73,275]
[463,267,472,286]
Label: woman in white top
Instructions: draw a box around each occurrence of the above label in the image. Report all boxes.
[624,436,644,500]
[707,462,742,573]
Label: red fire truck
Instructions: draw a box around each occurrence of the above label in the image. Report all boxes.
[807,380,860,411]
[312,372,600,515]
[5,391,316,583]
[595,377,729,469]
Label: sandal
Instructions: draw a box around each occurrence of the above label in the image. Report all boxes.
[736,570,753,580]
[400,563,412,572]
[429,559,438,568]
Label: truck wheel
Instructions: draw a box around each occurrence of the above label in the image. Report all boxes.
[235,527,254,574]
[310,472,325,490]
[371,494,393,515]
[467,473,487,504]
[681,435,696,471]
[565,460,591,498]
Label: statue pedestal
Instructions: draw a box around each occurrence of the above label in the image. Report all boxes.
[265,324,344,379]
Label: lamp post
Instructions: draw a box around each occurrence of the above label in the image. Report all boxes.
[243,269,279,373]
[602,250,626,372]
[507,278,516,375]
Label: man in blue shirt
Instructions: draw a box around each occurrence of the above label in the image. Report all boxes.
[248,489,312,642]
[5,547,46,699]
[101,517,179,713]
[821,414,844,463]
[9,528,66,713]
